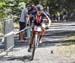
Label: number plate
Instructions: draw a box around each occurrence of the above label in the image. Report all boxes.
[34,26,42,32]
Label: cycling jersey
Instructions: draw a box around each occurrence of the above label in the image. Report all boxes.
[28,8,47,26]
[33,13,46,26]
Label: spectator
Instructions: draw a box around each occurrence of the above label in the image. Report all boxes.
[19,3,30,42]
[62,8,67,22]
[44,7,50,17]
[57,12,60,22]
[28,2,37,26]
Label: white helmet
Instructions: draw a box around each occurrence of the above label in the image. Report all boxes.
[36,4,43,10]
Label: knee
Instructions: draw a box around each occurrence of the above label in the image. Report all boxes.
[41,30,45,35]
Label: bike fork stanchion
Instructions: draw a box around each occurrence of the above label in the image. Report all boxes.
[26,27,31,39]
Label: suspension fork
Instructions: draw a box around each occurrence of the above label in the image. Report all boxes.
[34,32,39,48]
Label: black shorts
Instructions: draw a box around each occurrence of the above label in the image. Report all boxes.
[19,22,26,30]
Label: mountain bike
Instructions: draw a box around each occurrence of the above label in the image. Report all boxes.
[30,26,42,60]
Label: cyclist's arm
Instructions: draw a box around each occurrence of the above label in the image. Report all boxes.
[42,12,52,27]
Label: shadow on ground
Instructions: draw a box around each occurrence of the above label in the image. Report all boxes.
[14,31,75,48]
[0,31,75,62]
[0,55,32,62]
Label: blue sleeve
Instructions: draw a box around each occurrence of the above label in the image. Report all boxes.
[28,8,37,15]
[42,13,46,18]
[42,12,50,18]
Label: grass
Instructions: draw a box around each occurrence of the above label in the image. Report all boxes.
[0,22,3,33]
[56,34,75,58]
[65,33,75,41]
[66,36,75,40]
[14,22,19,29]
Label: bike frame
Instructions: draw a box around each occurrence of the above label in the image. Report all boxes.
[30,26,41,60]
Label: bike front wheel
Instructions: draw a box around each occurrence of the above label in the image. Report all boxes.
[30,34,38,60]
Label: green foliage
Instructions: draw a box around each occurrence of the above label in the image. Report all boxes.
[0,0,75,22]
[0,1,7,21]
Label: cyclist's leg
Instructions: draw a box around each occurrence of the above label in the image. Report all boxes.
[39,27,45,42]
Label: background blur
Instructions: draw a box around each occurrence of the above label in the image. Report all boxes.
[0,0,75,33]
[0,0,75,22]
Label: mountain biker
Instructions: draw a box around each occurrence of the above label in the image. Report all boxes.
[28,6,51,52]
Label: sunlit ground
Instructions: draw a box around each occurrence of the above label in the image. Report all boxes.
[0,22,75,63]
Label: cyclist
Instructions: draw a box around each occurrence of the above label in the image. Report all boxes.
[28,6,51,52]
